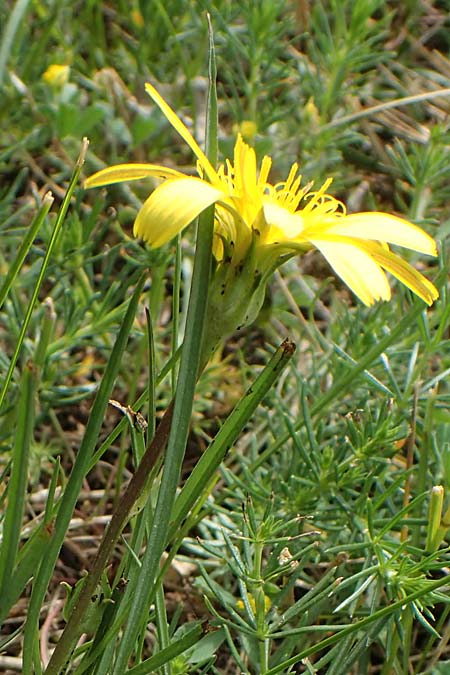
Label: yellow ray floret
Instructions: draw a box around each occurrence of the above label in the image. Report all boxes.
[134,177,223,246]
[85,163,183,187]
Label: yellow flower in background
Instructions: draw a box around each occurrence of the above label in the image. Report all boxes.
[85,83,438,308]
[233,119,258,141]
[42,64,70,88]
[130,9,144,28]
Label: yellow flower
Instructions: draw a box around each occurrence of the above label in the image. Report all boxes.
[236,593,271,614]
[130,9,144,28]
[233,119,258,141]
[85,83,438,308]
[42,64,70,88]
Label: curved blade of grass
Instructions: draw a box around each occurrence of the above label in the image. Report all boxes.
[0,360,37,598]
[0,192,54,310]
[0,523,53,625]
[0,456,60,625]
[154,582,171,675]
[0,140,88,411]
[23,273,146,673]
[111,22,218,673]
[0,0,31,86]
[323,88,450,130]
[170,338,296,535]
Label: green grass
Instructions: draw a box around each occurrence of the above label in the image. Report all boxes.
[1,1,450,673]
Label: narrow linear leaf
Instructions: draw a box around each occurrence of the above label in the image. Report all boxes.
[170,338,296,533]
[0,192,54,310]
[0,0,32,86]
[127,623,204,674]
[0,361,37,596]
[0,140,88,410]
[26,274,146,674]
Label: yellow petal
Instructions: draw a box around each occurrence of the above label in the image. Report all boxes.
[134,176,223,247]
[257,155,272,188]
[262,202,304,241]
[362,242,438,305]
[323,213,437,256]
[234,135,257,195]
[85,163,183,188]
[145,83,219,185]
[311,239,391,306]
[212,233,225,261]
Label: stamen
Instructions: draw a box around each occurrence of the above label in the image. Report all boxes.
[302,178,335,213]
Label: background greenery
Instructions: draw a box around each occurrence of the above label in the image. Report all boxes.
[1,0,450,673]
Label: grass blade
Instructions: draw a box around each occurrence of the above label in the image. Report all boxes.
[0,0,32,86]
[170,338,296,534]
[126,623,203,674]
[25,274,146,673]
[0,360,37,597]
[0,140,88,410]
[0,192,53,310]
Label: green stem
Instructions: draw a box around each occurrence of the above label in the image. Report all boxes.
[112,203,215,674]
[171,234,182,394]
[253,540,269,673]
[111,24,218,672]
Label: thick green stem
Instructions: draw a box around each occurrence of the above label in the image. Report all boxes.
[111,23,218,673]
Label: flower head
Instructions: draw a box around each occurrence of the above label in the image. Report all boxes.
[85,84,438,313]
[42,64,70,88]
[233,119,258,141]
[130,9,144,28]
